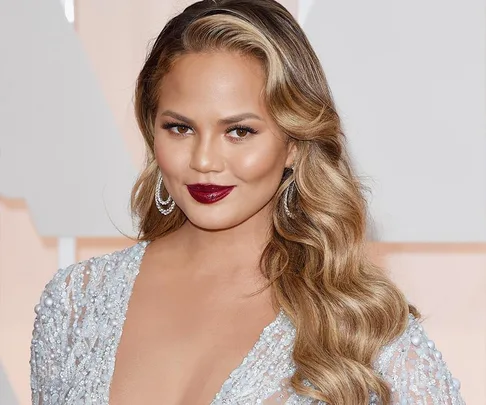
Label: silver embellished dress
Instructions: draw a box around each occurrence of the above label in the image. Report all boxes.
[30,241,465,404]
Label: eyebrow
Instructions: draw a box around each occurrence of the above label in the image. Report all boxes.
[159,110,264,127]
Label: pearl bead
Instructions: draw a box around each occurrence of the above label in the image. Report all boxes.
[427,340,435,349]
[44,297,54,307]
[411,334,422,346]
[34,304,42,314]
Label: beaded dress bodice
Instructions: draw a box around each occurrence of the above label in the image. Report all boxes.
[30,241,465,404]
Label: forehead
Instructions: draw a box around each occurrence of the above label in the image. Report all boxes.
[158,51,267,111]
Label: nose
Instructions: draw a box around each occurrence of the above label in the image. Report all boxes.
[189,133,225,173]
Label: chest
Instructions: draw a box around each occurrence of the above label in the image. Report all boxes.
[50,242,308,404]
[105,249,272,401]
[64,304,298,405]
[107,339,243,405]
[107,298,279,404]
[60,258,299,405]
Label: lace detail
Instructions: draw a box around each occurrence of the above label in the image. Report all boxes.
[30,242,465,404]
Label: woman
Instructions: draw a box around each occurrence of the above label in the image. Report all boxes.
[30,1,464,404]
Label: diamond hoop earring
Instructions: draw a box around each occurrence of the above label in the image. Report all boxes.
[155,173,175,215]
[283,172,296,219]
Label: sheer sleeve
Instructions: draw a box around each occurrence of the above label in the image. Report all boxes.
[29,260,90,404]
[374,314,465,405]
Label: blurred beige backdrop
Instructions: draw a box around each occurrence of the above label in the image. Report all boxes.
[0,0,485,404]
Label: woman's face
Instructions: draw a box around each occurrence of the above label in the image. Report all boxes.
[154,51,295,230]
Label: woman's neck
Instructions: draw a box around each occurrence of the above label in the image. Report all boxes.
[168,208,272,281]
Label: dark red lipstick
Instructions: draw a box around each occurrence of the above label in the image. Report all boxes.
[186,184,235,204]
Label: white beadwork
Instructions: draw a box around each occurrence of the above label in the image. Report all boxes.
[30,242,465,404]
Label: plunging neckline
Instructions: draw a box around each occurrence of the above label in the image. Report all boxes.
[106,240,286,405]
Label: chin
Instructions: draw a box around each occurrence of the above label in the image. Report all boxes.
[184,209,250,231]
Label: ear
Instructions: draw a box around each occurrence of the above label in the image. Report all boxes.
[285,140,298,168]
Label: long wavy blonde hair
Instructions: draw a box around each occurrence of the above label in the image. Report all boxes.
[130,1,420,403]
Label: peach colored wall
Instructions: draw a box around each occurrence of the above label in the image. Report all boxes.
[0,199,59,405]
[0,1,483,404]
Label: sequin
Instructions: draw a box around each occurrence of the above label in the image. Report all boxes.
[30,242,465,404]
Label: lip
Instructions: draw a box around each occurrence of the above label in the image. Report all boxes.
[186,184,235,204]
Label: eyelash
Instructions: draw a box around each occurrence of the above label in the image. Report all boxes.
[161,121,258,143]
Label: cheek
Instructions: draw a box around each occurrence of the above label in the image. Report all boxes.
[154,137,184,176]
[153,138,167,170]
[231,144,287,182]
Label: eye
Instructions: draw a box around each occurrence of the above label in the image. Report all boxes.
[226,125,258,142]
[160,122,258,142]
[161,122,194,136]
